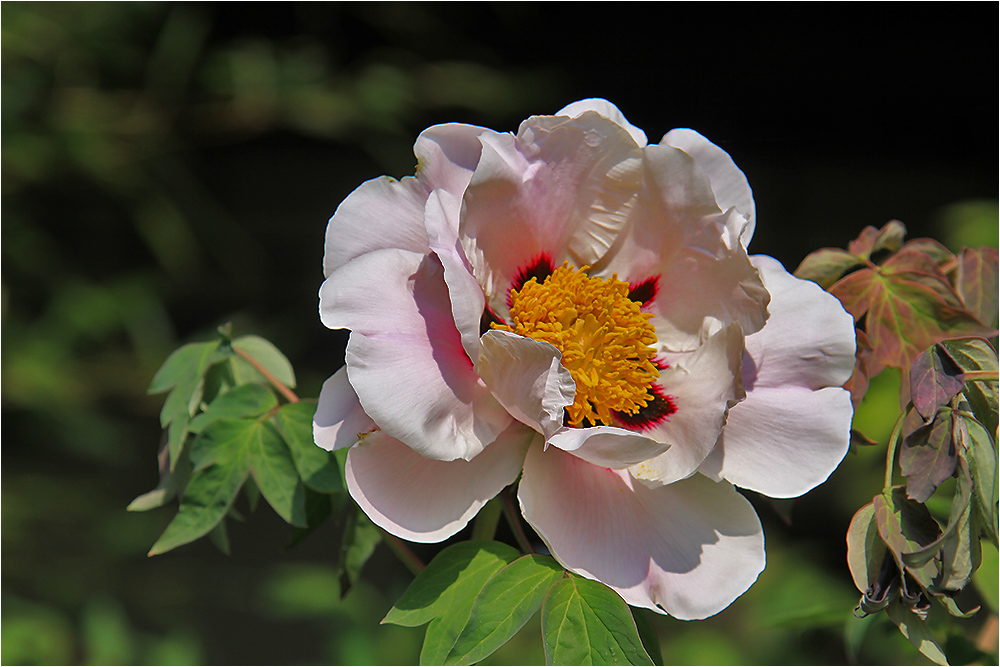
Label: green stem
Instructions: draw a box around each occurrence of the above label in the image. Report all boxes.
[378,528,425,575]
[884,412,907,490]
[472,496,503,542]
[501,488,534,554]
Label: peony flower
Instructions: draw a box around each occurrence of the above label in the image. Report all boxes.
[314,99,856,620]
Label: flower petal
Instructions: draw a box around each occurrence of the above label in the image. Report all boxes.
[661,129,756,247]
[461,114,642,318]
[313,366,377,452]
[629,324,745,486]
[699,256,855,497]
[555,98,648,147]
[323,175,429,277]
[414,123,496,199]
[320,248,511,461]
[519,444,764,620]
[546,426,668,469]
[347,423,534,543]
[476,329,575,439]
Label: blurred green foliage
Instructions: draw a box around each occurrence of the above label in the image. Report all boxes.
[2,2,996,665]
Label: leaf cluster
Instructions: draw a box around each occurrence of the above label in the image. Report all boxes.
[128,327,377,593]
[382,541,657,666]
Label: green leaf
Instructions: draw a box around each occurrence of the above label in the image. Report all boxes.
[794,247,863,289]
[846,502,885,593]
[127,440,192,512]
[232,335,296,388]
[208,520,230,555]
[630,610,663,666]
[540,574,653,666]
[188,384,278,434]
[955,246,999,328]
[941,338,999,437]
[383,541,520,665]
[831,249,996,373]
[148,457,248,555]
[900,408,957,503]
[909,345,965,421]
[954,412,998,544]
[271,401,342,493]
[874,487,941,590]
[148,341,220,394]
[340,509,380,598]
[445,554,565,665]
[885,602,949,665]
[846,220,907,261]
[284,488,334,550]
[972,541,998,612]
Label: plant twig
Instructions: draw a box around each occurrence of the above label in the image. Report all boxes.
[235,347,299,403]
[501,488,534,554]
[472,496,502,542]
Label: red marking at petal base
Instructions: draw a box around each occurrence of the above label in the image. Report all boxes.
[612,384,677,431]
[508,253,555,308]
[480,306,506,335]
[628,276,659,307]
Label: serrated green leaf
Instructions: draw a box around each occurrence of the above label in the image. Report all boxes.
[831,250,996,372]
[232,335,296,388]
[541,574,652,666]
[188,384,278,434]
[900,408,957,503]
[874,487,941,590]
[128,440,192,512]
[148,341,220,394]
[148,458,248,555]
[885,602,949,665]
[445,554,565,665]
[955,246,999,328]
[793,247,863,289]
[272,401,342,493]
[382,541,520,666]
[910,345,965,421]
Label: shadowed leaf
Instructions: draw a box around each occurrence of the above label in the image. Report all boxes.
[874,487,941,590]
[955,246,999,328]
[900,408,957,503]
[909,345,965,421]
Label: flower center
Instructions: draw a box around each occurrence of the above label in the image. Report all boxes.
[494,262,659,427]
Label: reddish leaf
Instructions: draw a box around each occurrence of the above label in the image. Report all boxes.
[848,220,906,260]
[795,248,864,289]
[901,238,955,267]
[909,344,965,421]
[831,249,996,371]
[955,246,999,328]
[900,408,957,503]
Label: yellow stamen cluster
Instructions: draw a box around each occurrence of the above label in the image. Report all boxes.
[494,262,659,426]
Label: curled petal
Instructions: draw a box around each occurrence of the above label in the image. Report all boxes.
[347,424,535,543]
[519,445,765,620]
[476,329,575,439]
[630,324,745,486]
[555,98,648,147]
[320,248,511,461]
[546,426,668,470]
[414,123,496,199]
[313,366,377,452]
[661,129,756,247]
[700,256,855,497]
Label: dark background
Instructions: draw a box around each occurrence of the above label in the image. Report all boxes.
[3,3,997,664]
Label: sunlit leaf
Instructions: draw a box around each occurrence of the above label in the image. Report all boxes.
[540,574,652,666]
[900,408,957,503]
[793,247,863,289]
[954,246,999,328]
[445,554,564,665]
[909,345,965,421]
[941,338,999,437]
[188,384,278,434]
[630,610,663,666]
[272,401,342,493]
[874,487,941,590]
[846,220,906,260]
[231,335,296,388]
[383,541,520,665]
[831,249,995,372]
[885,602,949,665]
[148,340,220,394]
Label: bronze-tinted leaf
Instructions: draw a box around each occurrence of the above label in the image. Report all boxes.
[874,487,942,590]
[794,247,863,289]
[900,408,957,503]
[909,345,965,421]
[955,246,999,328]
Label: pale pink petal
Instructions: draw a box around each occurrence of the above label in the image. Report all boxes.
[699,256,855,497]
[555,98,648,147]
[347,424,535,543]
[661,128,756,247]
[476,330,575,439]
[313,366,376,452]
[546,426,668,470]
[414,123,498,199]
[519,445,765,620]
[461,114,642,318]
[424,189,486,364]
[629,325,745,486]
[320,248,511,461]
[323,175,429,277]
